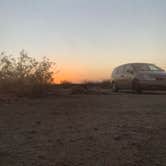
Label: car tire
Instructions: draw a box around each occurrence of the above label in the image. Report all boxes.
[132,79,142,94]
[112,82,119,92]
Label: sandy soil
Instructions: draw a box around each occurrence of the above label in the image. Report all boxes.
[0,91,166,166]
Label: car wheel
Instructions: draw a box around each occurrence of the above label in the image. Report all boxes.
[132,79,142,94]
[112,82,119,92]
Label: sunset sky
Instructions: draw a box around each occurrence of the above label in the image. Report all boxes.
[1,0,166,83]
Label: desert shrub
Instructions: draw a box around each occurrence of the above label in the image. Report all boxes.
[81,80,111,89]
[60,80,73,89]
[0,50,55,97]
[71,85,88,94]
[99,80,111,89]
[81,81,99,88]
[71,84,109,95]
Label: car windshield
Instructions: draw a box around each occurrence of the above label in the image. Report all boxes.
[134,64,163,71]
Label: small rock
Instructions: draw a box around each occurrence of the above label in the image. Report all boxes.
[36,121,41,125]
[94,127,99,131]
[113,135,121,141]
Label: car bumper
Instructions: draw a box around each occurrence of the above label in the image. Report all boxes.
[139,80,166,90]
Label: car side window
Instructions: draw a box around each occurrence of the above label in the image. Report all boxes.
[112,68,119,76]
[118,66,123,75]
[124,65,134,74]
[120,65,126,74]
[148,64,161,71]
[114,67,120,75]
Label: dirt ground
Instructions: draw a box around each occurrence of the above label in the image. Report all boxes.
[0,91,166,166]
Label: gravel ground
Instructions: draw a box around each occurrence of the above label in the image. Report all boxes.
[0,91,166,166]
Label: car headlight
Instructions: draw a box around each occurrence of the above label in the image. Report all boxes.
[142,74,156,81]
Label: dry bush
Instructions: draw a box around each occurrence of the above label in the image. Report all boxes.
[81,80,111,89]
[60,80,73,89]
[71,85,88,94]
[70,80,111,95]
[81,81,99,88]
[71,84,109,95]
[99,80,111,89]
[0,50,55,97]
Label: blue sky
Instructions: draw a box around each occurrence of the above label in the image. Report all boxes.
[1,0,166,82]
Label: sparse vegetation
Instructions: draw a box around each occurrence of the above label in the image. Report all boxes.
[99,80,112,89]
[60,80,74,89]
[0,50,56,97]
[81,80,111,89]
[58,80,112,95]
[71,85,89,94]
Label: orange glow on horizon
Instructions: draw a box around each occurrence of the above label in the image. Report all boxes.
[52,66,113,84]
[53,71,81,84]
[53,66,85,84]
